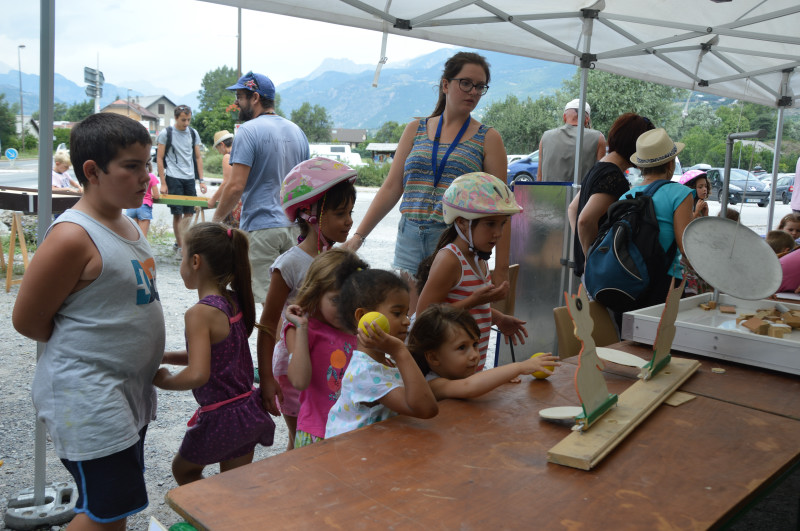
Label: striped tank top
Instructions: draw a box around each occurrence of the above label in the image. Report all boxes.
[400,118,488,224]
[443,243,492,371]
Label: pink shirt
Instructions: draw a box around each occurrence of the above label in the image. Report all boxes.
[778,248,800,294]
[143,174,160,207]
[791,158,800,212]
[289,318,356,439]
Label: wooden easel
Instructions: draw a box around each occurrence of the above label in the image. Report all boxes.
[5,212,29,292]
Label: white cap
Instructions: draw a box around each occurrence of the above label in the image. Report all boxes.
[565,98,591,115]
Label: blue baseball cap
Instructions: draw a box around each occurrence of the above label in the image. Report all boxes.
[226,71,275,100]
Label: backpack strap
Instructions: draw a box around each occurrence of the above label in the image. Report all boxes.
[163,126,173,171]
[642,179,674,197]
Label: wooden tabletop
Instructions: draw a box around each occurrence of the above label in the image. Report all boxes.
[166,361,800,530]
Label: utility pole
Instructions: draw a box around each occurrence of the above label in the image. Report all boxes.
[237,8,242,78]
[127,88,131,117]
[17,44,25,152]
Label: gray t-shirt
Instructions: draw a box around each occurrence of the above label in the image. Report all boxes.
[157,126,201,180]
[32,210,165,461]
[229,114,309,231]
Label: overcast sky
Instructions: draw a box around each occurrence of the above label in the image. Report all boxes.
[2,0,450,93]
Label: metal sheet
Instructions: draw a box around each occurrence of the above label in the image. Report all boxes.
[683,216,782,300]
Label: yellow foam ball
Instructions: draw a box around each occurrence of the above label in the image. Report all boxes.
[531,352,555,380]
[358,311,390,335]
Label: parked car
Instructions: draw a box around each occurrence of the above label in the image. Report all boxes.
[706,167,770,207]
[507,154,526,164]
[506,150,538,184]
[685,163,711,172]
[774,173,795,204]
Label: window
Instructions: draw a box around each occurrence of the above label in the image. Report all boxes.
[158,103,165,114]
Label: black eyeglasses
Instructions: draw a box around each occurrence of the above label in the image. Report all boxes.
[450,78,489,96]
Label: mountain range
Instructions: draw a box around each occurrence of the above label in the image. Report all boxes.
[0,48,576,129]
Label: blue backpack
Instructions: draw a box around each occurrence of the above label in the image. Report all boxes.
[583,180,677,312]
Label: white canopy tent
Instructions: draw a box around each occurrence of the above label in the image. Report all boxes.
[15,0,800,520]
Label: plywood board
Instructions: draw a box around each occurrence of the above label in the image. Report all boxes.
[548,357,700,470]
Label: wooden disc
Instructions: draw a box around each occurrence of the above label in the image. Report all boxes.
[596,347,647,368]
[539,406,583,420]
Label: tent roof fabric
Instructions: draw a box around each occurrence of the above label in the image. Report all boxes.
[205,0,799,108]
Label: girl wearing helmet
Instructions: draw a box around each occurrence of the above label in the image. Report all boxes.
[679,170,710,218]
[255,157,357,450]
[415,172,527,371]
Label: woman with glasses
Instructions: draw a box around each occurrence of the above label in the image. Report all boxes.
[344,51,509,314]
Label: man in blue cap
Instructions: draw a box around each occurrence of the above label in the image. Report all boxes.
[213,71,310,303]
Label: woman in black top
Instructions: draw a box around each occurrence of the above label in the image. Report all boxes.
[567,113,655,277]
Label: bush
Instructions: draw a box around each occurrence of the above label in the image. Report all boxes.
[356,162,390,187]
[203,150,224,175]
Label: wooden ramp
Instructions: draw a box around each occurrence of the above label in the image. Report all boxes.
[548,356,700,470]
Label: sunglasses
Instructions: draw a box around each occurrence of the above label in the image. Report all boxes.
[176,105,191,114]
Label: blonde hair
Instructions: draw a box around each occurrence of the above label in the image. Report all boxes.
[54,150,71,166]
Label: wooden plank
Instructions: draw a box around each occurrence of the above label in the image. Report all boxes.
[548,356,700,470]
[154,194,209,208]
[665,390,696,407]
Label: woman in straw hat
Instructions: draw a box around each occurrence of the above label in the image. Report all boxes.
[207,130,241,227]
[622,128,693,307]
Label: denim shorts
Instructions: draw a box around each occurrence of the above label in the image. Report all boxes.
[392,216,448,276]
[125,204,153,221]
[61,426,148,523]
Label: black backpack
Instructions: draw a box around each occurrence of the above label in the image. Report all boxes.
[163,126,200,180]
[583,180,678,313]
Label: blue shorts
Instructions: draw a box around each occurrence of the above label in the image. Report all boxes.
[392,216,448,275]
[60,426,149,523]
[165,176,197,215]
[125,204,153,221]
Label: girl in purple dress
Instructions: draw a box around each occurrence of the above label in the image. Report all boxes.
[154,222,274,485]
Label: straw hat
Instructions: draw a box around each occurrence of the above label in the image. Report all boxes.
[629,128,684,168]
[213,130,234,148]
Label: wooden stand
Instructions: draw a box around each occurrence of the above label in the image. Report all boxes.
[5,212,29,292]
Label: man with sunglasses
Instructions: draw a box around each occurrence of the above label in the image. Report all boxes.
[157,104,206,250]
[214,72,309,303]
[537,99,606,183]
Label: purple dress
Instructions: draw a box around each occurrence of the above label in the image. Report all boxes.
[179,293,274,465]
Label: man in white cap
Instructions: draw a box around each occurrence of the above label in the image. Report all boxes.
[537,98,606,182]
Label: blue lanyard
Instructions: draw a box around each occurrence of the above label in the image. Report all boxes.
[431,116,471,189]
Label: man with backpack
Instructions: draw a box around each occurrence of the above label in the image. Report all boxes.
[584,128,692,322]
[157,104,207,250]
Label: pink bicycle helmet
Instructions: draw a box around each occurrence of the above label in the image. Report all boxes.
[442,172,521,224]
[679,169,708,186]
[281,157,357,221]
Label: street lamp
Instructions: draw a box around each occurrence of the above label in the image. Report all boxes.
[18,44,25,152]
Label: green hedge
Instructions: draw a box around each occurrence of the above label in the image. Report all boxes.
[356,162,390,187]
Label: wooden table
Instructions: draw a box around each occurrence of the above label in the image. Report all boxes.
[166,350,800,530]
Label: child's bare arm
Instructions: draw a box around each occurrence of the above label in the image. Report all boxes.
[153,305,213,391]
[429,355,561,400]
[162,351,188,365]
[255,271,291,415]
[363,329,437,419]
[13,222,99,342]
[416,250,460,315]
[150,180,160,200]
[285,306,311,391]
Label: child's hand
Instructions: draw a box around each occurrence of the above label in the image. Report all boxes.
[520,353,561,377]
[470,281,509,306]
[284,305,308,328]
[694,199,708,218]
[153,367,171,388]
[495,313,528,345]
[358,324,405,358]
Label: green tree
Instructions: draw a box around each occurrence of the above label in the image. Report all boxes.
[679,126,718,167]
[373,121,405,143]
[53,128,71,150]
[64,100,94,122]
[713,105,750,138]
[0,94,17,149]
[292,102,332,143]
[198,66,238,113]
[558,70,682,134]
[674,102,721,141]
[483,94,558,154]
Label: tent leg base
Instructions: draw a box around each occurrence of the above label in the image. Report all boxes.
[4,482,77,530]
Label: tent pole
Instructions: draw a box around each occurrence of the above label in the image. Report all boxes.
[767,69,793,232]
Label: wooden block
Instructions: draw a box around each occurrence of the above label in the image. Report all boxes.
[763,315,781,322]
[719,305,736,314]
[742,317,768,335]
[739,312,755,319]
[547,357,701,470]
[781,312,800,329]
[665,391,696,407]
[768,324,792,338]
[699,303,711,311]
[707,301,717,309]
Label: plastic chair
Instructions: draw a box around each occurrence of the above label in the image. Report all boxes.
[491,264,520,362]
[553,300,620,359]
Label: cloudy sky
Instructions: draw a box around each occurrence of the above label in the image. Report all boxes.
[2,0,450,93]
